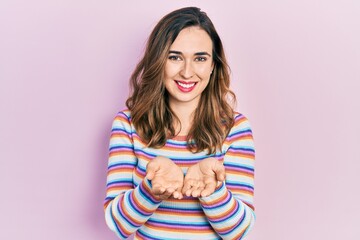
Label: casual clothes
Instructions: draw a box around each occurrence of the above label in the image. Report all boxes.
[104,110,255,239]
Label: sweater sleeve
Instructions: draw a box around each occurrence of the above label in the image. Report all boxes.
[199,114,256,239]
[103,111,162,239]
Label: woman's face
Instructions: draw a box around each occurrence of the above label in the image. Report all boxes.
[164,26,214,110]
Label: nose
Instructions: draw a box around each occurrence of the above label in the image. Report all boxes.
[180,60,194,79]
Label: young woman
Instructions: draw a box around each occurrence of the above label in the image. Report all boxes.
[104,7,255,240]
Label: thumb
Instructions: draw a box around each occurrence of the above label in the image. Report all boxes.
[146,161,160,180]
[213,161,226,182]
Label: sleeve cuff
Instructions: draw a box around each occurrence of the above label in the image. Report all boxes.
[136,178,162,205]
[199,181,228,205]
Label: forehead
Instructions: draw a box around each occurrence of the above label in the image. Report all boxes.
[170,26,213,54]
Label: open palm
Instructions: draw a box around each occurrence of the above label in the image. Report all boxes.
[182,157,225,198]
[146,156,184,200]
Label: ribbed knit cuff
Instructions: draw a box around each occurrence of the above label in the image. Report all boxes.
[134,178,163,207]
[199,181,227,205]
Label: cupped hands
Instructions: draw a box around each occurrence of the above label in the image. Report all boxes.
[146,156,225,200]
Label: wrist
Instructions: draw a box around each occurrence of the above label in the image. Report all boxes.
[143,178,163,203]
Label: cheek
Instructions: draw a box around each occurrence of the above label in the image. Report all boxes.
[164,63,180,78]
[164,64,171,78]
[196,65,212,78]
[164,64,177,87]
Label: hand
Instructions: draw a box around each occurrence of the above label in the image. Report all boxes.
[182,158,225,198]
[146,156,184,200]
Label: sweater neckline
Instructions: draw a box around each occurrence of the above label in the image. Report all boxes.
[171,135,188,141]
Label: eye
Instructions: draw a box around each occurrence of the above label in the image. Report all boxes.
[168,55,182,61]
[195,56,207,62]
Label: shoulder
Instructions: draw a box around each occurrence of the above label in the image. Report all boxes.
[115,109,131,119]
[228,112,254,137]
[111,109,133,129]
[223,112,255,149]
[233,112,252,130]
[113,109,132,123]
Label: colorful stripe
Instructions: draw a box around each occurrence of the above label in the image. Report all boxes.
[104,110,255,239]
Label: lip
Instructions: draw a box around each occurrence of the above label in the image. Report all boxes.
[175,80,197,93]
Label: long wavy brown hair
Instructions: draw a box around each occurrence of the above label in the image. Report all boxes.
[126,7,236,154]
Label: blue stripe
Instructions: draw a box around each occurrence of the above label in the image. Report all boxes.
[124,191,146,218]
[210,200,240,224]
[109,145,134,151]
[166,140,188,146]
[147,218,211,227]
[138,181,161,206]
[226,182,254,190]
[202,193,231,210]
[227,146,255,153]
[158,205,202,211]
[137,165,146,174]
[134,148,157,158]
[116,111,132,122]
[134,148,223,161]
[107,180,132,187]
[137,229,165,240]
[227,128,252,138]
[111,127,132,135]
[116,198,138,229]
[171,153,223,161]
[108,162,136,169]
[224,163,254,170]
[109,202,127,239]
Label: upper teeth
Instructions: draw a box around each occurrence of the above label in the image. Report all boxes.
[177,82,195,88]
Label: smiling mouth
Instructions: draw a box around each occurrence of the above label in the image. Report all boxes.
[176,81,196,89]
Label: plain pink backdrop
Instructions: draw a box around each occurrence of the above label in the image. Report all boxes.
[1,0,359,239]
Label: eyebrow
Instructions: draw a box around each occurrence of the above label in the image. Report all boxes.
[169,50,211,57]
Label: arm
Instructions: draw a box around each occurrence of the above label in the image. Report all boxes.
[199,114,255,239]
[103,111,162,239]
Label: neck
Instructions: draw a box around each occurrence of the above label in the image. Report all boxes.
[169,101,198,136]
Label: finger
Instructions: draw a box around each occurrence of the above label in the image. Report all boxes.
[155,194,169,200]
[152,188,166,195]
[172,184,184,199]
[156,187,175,200]
[165,187,176,195]
[191,188,204,198]
[213,162,226,181]
[200,182,217,197]
[146,172,155,181]
[146,161,160,180]
[172,191,183,199]
[185,188,192,197]
[185,184,198,197]
[191,181,205,197]
[152,183,166,195]
[186,182,204,197]
[183,179,197,196]
[182,179,195,194]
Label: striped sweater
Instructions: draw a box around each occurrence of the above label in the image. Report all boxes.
[104,110,255,240]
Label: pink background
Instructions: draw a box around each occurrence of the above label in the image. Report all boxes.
[1,0,359,239]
